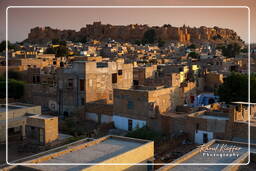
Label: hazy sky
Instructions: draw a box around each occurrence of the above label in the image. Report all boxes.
[0,0,255,43]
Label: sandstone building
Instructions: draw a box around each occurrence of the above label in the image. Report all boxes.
[0,103,58,145]
[57,58,133,115]
[4,135,154,171]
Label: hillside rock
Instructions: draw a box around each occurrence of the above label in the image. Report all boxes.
[26,22,243,45]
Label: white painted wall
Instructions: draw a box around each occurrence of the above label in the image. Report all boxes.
[195,130,213,144]
[101,114,112,123]
[113,115,146,131]
[86,112,98,122]
[86,112,113,124]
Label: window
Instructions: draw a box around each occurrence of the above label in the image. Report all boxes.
[80,79,85,91]
[208,98,215,104]
[32,76,36,83]
[36,76,40,83]
[127,100,134,109]
[64,111,69,117]
[29,126,36,139]
[190,95,195,103]
[60,62,64,67]
[81,97,84,105]
[196,123,199,133]
[154,72,158,78]
[112,73,117,83]
[109,93,112,100]
[128,119,133,131]
[203,133,208,143]
[147,161,153,171]
[39,128,44,144]
[48,78,53,85]
[133,80,139,86]
[96,62,108,68]
[118,70,123,75]
[68,79,73,88]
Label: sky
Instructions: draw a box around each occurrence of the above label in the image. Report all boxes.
[0,0,255,43]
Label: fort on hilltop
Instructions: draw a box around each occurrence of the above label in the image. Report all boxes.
[26,22,243,45]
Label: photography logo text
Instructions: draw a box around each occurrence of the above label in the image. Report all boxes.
[199,144,242,158]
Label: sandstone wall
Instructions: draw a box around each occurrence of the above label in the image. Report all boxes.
[26,23,243,45]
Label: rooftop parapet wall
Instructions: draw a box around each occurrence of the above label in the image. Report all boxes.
[157,139,256,171]
[5,135,153,171]
[85,103,113,115]
[0,103,41,121]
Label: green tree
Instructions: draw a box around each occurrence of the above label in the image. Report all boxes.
[79,36,87,44]
[134,40,142,45]
[163,24,171,27]
[56,46,69,57]
[7,70,22,80]
[0,41,15,52]
[143,29,156,44]
[126,126,162,141]
[240,48,248,53]
[158,40,165,47]
[51,39,67,47]
[44,47,56,54]
[187,44,196,49]
[221,43,241,58]
[52,38,60,45]
[216,45,225,50]
[44,44,69,57]
[216,72,256,103]
[60,40,67,46]
[188,52,200,59]
[213,34,222,40]
[0,75,5,81]
[0,78,25,99]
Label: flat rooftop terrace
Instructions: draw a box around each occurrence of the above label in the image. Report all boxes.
[198,115,229,120]
[28,114,56,119]
[159,139,256,171]
[0,103,38,112]
[17,135,151,171]
[117,85,169,92]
